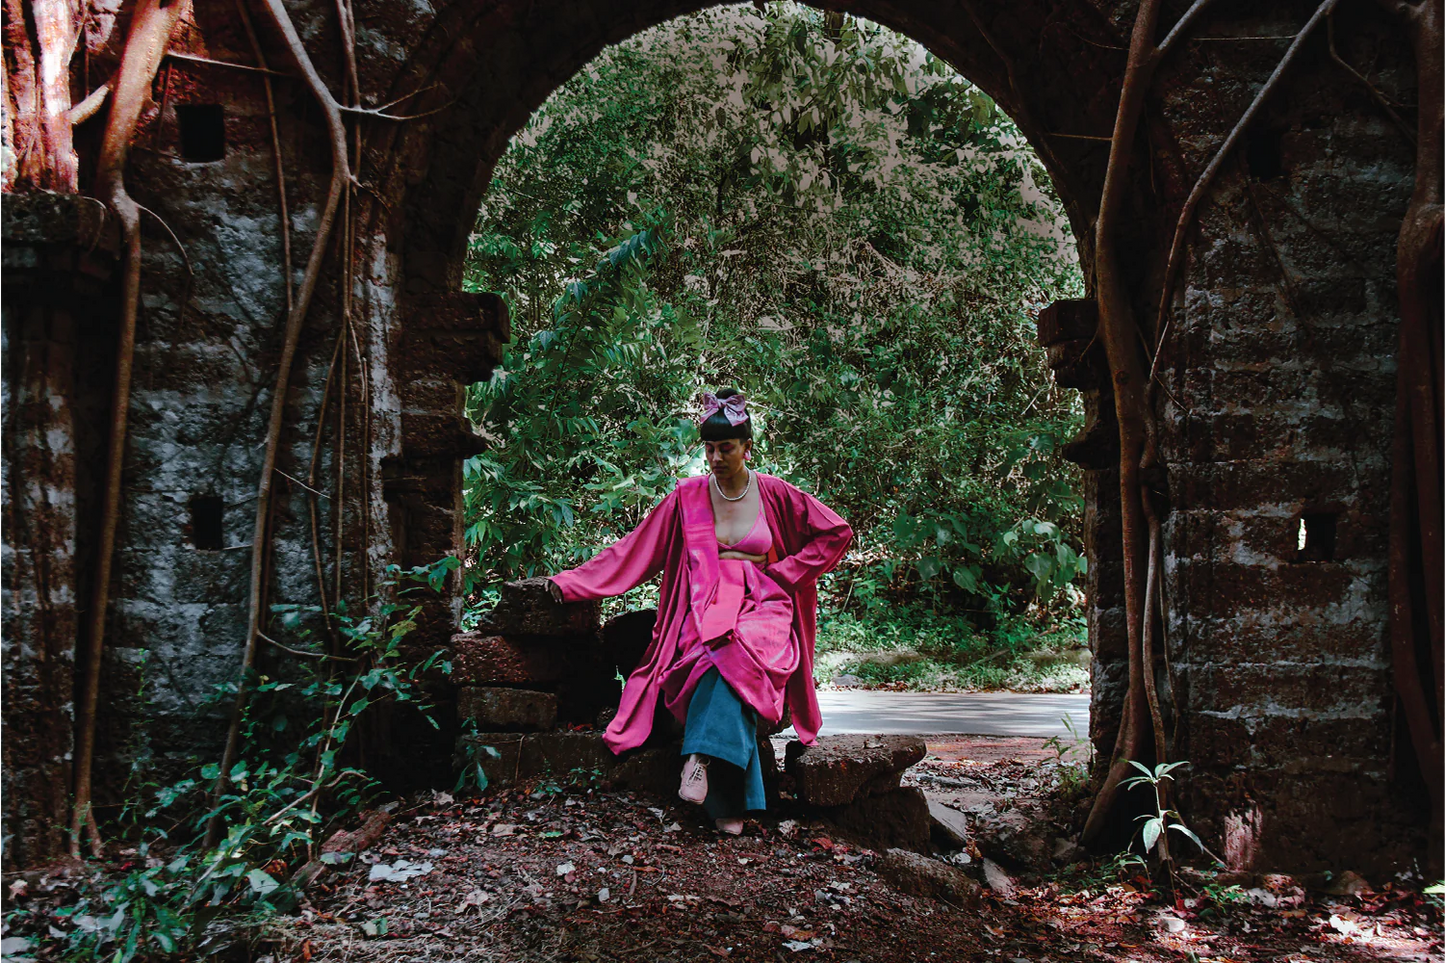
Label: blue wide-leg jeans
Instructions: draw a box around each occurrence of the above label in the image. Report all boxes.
[681,668,767,819]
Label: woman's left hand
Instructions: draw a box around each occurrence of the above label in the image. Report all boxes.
[718,550,768,564]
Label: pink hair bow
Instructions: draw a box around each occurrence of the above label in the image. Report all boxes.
[699,391,748,426]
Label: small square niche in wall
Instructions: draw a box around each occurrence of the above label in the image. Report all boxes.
[189,495,225,550]
[1294,512,1337,563]
[176,104,226,162]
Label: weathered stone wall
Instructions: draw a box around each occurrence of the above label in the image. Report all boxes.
[0,0,1430,871]
[1153,4,1425,870]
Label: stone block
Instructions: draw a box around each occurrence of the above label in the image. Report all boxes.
[399,411,488,458]
[784,734,926,807]
[456,687,557,731]
[877,848,982,906]
[1044,338,1108,390]
[519,731,615,781]
[455,732,527,788]
[1036,298,1097,345]
[450,632,605,686]
[1061,416,1118,469]
[397,291,509,382]
[553,675,622,725]
[928,799,970,849]
[1189,662,1388,714]
[825,786,931,853]
[478,577,601,636]
[609,744,683,797]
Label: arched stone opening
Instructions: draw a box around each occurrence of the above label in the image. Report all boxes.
[0,0,1430,872]
[365,0,1131,710]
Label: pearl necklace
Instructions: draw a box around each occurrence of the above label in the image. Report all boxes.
[711,467,752,502]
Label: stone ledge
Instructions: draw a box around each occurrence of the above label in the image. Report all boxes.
[784,734,926,807]
[454,731,685,798]
[457,687,557,731]
[1,190,112,250]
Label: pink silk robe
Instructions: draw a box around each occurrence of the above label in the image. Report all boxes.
[550,473,853,754]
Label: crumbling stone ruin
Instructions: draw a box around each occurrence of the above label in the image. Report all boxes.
[2,0,1438,876]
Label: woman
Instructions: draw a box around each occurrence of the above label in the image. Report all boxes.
[545,389,852,833]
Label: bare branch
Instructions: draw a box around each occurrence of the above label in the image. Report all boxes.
[67,83,111,125]
[164,50,293,78]
[339,100,457,122]
[1327,10,1416,144]
[1154,0,1220,60]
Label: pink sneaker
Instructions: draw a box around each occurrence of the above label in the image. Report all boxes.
[715,817,744,835]
[679,754,709,804]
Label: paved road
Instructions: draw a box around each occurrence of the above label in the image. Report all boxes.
[787,691,1090,739]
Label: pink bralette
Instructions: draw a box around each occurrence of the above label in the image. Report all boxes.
[718,507,773,556]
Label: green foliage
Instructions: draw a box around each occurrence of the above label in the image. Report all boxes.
[463,4,1085,638]
[1122,760,1208,859]
[35,565,453,962]
[455,723,503,793]
[1042,712,1092,795]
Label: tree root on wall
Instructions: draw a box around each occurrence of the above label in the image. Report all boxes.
[1080,0,1166,851]
[1381,0,1443,876]
[205,0,353,848]
[70,0,191,860]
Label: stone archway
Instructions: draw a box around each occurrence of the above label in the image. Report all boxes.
[1,0,1428,871]
[348,0,1424,871]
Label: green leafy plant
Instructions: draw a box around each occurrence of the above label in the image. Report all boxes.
[455,720,504,792]
[1121,760,1206,859]
[34,563,456,963]
[1043,712,1091,795]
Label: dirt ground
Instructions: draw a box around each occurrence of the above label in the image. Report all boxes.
[250,737,1441,963]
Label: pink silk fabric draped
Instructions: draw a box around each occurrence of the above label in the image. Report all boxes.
[550,473,853,754]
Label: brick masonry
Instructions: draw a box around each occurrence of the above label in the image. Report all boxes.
[0,0,1429,870]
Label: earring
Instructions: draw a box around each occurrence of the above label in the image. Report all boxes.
[745,451,753,462]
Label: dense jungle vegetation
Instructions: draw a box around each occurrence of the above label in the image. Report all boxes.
[462,4,1089,690]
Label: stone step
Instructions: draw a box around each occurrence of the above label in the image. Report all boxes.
[457,687,557,731]
[453,731,780,804]
[454,731,675,796]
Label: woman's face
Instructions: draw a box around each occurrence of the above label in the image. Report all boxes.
[704,438,751,480]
